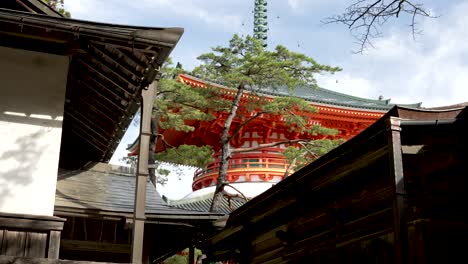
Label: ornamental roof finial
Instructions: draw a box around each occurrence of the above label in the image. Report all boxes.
[254,0,268,47]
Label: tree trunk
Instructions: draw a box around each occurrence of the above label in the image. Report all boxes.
[209,82,246,212]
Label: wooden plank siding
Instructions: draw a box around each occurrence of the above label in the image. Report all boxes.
[205,106,468,264]
[0,213,65,259]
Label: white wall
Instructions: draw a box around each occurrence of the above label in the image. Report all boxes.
[0,46,69,216]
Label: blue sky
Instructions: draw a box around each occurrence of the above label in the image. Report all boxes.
[65,0,468,198]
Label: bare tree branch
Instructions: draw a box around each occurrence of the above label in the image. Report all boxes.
[223,184,250,202]
[323,0,435,53]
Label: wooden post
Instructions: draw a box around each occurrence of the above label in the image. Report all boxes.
[387,117,408,264]
[131,81,157,264]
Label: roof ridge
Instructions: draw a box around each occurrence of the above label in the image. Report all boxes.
[179,74,422,111]
[168,192,217,205]
[85,162,135,176]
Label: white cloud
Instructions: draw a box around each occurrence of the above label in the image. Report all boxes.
[317,74,374,99]
[287,0,301,10]
[138,0,243,31]
[66,0,243,32]
[320,1,468,108]
[65,0,132,24]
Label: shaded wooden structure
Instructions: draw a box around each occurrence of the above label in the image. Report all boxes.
[55,163,222,263]
[0,0,183,170]
[205,105,468,263]
[0,0,183,262]
[0,213,65,259]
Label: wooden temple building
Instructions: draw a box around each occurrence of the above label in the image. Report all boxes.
[0,1,218,263]
[55,163,222,263]
[204,105,468,264]
[129,74,421,206]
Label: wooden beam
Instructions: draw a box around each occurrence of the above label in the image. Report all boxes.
[65,106,111,141]
[88,53,139,92]
[90,44,141,77]
[72,95,118,123]
[88,44,141,87]
[15,0,37,14]
[77,78,126,111]
[65,118,110,151]
[60,239,131,254]
[77,58,133,98]
[131,81,157,264]
[68,127,107,153]
[113,47,148,70]
[0,214,65,231]
[18,0,62,17]
[387,117,408,264]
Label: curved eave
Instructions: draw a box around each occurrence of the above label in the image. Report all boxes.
[0,8,183,169]
[179,74,422,112]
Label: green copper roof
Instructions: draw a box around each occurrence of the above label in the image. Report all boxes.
[184,74,422,112]
[257,85,422,112]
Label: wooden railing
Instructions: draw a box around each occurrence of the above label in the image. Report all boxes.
[0,212,65,259]
[194,155,287,180]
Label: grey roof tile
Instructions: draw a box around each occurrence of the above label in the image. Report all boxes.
[55,163,221,217]
[169,193,247,215]
[254,85,422,111]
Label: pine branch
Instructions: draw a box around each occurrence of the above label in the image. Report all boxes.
[227,111,265,143]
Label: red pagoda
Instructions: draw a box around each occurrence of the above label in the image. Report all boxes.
[128,74,421,206]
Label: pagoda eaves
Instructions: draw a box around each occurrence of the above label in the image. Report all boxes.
[129,74,422,192]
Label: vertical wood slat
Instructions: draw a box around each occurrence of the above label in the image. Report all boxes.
[3,230,26,257]
[17,231,26,257]
[4,230,19,256]
[24,232,47,258]
[47,230,61,259]
[387,117,408,264]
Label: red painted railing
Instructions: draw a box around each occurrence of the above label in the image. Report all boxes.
[194,153,287,180]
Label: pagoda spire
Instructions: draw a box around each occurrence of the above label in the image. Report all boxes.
[254,0,268,47]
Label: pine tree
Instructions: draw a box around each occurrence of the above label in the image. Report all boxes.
[149,59,215,169]
[41,0,70,17]
[191,34,342,212]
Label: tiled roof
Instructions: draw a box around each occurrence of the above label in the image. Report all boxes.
[182,74,422,112]
[169,193,247,215]
[257,85,422,111]
[55,163,222,217]
[0,4,183,169]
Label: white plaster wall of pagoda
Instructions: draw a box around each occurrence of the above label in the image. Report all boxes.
[0,46,68,216]
[183,182,276,200]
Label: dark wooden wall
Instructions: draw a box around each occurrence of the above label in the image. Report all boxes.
[208,116,468,264]
[0,213,65,259]
[56,216,131,263]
